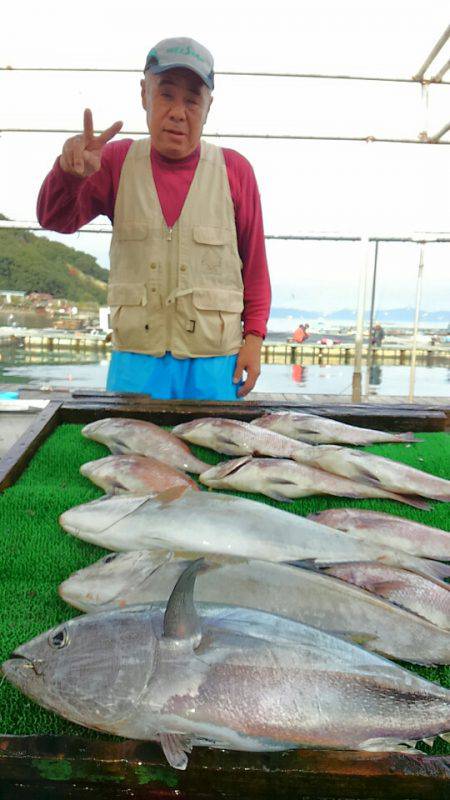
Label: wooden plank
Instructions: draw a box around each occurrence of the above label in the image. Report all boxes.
[0,401,62,492]
[0,736,449,799]
[59,396,447,432]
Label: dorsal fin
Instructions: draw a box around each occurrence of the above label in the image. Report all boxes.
[163,559,203,649]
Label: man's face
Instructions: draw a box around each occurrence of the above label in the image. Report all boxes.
[141,68,212,159]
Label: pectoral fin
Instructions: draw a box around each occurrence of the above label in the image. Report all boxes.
[160,732,192,770]
[216,434,251,455]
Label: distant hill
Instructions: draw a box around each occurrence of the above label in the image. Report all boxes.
[270,306,450,323]
[0,215,108,304]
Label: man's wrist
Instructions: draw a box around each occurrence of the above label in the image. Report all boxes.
[244,333,263,346]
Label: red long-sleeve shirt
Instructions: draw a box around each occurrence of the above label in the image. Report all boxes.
[37,140,271,338]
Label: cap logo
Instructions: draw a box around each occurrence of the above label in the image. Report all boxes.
[166,45,206,64]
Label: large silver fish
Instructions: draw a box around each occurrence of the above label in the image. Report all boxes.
[82,418,208,473]
[309,508,450,561]
[321,562,450,631]
[59,487,450,580]
[251,411,419,445]
[199,456,428,509]
[173,417,450,502]
[4,561,450,770]
[80,454,200,495]
[59,550,450,663]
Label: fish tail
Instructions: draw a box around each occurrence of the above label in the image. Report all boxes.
[393,432,422,443]
[416,559,450,581]
[384,492,430,510]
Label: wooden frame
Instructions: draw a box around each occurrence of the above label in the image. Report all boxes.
[1,391,449,798]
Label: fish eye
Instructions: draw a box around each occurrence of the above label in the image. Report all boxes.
[48,626,69,649]
[103,554,118,564]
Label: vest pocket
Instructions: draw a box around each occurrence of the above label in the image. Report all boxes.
[108,283,161,352]
[193,226,231,245]
[187,288,243,352]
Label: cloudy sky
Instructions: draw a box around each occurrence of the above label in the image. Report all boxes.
[1,0,449,313]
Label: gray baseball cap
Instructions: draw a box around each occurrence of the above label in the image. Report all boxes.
[144,37,214,90]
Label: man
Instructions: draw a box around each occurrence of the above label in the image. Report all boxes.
[37,37,271,400]
[291,323,309,344]
[371,323,385,348]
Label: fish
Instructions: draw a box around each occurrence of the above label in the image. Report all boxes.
[304,445,450,502]
[81,418,208,473]
[80,454,200,495]
[199,456,428,510]
[321,562,450,630]
[172,417,306,459]
[59,550,450,663]
[4,560,450,770]
[173,417,450,502]
[308,508,450,561]
[251,411,420,445]
[59,486,450,580]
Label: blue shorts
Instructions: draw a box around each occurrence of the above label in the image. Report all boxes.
[106,351,242,400]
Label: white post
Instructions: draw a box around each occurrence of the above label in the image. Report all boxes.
[408,244,425,402]
[352,237,371,402]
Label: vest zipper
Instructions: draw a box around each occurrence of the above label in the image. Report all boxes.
[166,227,173,241]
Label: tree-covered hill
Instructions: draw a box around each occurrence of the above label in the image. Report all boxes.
[0,216,108,304]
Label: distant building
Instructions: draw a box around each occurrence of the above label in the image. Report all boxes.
[0,290,26,304]
[99,306,111,332]
[26,292,54,305]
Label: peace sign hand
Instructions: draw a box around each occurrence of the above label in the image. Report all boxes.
[59,109,123,177]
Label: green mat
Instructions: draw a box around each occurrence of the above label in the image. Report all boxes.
[0,424,449,754]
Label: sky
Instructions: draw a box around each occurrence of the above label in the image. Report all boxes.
[1,0,450,313]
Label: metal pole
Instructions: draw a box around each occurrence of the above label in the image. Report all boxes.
[352,238,371,402]
[428,121,450,142]
[408,244,425,402]
[365,241,380,395]
[2,65,449,84]
[413,25,450,80]
[431,58,450,82]
[3,127,450,145]
[419,83,429,140]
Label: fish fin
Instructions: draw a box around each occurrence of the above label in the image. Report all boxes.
[155,485,191,505]
[216,434,251,456]
[163,559,203,649]
[358,738,420,753]
[107,441,130,455]
[439,732,450,743]
[159,733,192,770]
[362,579,407,595]
[343,632,378,646]
[265,490,293,502]
[421,737,435,747]
[286,559,319,570]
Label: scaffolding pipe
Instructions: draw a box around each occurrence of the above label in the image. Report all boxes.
[2,65,450,84]
[431,58,450,82]
[408,245,425,401]
[352,238,372,402]
[428,121,450,142]
[2,220,450,242]
[419,83,429,140]
[413,25,450,80]
[3,127,450,145]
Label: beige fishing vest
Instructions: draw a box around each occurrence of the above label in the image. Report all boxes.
[108,138,244,357]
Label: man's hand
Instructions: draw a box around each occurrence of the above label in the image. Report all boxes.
[59,109,123,177]
[233,334,263,397]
